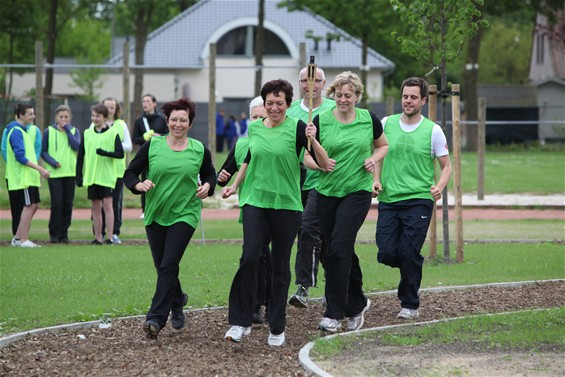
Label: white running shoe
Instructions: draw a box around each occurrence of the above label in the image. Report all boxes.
[347,299,371,331]
[224,325,251,342]
[267,332,285,346]
[11,237,21,247]
[397,308,420,320]
[319,317,341,332]
[20,240,41,248]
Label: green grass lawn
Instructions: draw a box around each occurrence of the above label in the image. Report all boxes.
[0,150,563,209]
[1,242,563,335]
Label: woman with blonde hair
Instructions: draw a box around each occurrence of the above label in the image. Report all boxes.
[314,71,388,332]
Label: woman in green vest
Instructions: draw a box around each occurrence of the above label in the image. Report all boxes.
[124,97,216,340]
[41,105,80,243]
[314,71,388,333]
[101,97,132,244]
[222,79,329,347]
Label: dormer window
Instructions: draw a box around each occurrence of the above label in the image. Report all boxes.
[217,26,290,56]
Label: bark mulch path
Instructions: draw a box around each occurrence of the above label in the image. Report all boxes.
[1,281,563,376]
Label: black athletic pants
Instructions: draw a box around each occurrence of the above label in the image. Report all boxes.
[294,189,324,288]
[6,179,24,236]
[48,177,75,241]
[145,221,195,328]
[376,199,433,310]
[317,190,371,320]
[228,205,301,335]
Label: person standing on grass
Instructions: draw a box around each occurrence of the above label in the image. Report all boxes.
[217,96,271,324]
[132,94,168,218]
[375,77,452,320]
[76,104,123,245]
[4,103,50,247]
[41,105,80,244]
[100,97,133,244]
[124,97,216,340]
[287,65,335,309]
[315,71,388,333]
[2,111,42,239]
[222,79,329,347]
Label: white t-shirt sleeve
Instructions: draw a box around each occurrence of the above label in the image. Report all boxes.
[432,124,449,158]
[122,124,133,152]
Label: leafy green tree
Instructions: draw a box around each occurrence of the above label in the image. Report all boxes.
[0,0,45,99]
[279,0,405,107]
[113,0,198,116]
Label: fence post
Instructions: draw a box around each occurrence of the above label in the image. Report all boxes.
[428,85,437,259]
[452,84,464,262]
[35,41,44,130]
[386,96,394,116]
[122,41,130,138]
[209,43,217,164]
[477,97,486,200]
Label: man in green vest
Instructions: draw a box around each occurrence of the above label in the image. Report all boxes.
[375,77,452,320]
[5,103,50,247]
[287,65,334,308]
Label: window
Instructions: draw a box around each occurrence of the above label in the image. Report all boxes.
[536,34,545,65]
[217,26,290,56]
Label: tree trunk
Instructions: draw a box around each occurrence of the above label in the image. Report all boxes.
[360,34,369,109]
[462,3,484,151]
[45,0,58,123]
[133,7,150,118]
[254,0,265,96]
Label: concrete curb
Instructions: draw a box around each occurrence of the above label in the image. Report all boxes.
[298,279,565,377]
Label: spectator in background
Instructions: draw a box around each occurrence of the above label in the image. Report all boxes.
[76,104,124,245]
[41,104,80,243]
[238,112,248,137]
[133,94,168,217]
[225,114,239,151]
[216,109,226,152]
[4,103,50,247]
[101,97,132,244]
[2,110,42,238]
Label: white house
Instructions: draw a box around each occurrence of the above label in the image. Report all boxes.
[528,6,565,142]
[11,0,394,105]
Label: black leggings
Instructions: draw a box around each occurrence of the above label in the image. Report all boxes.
[228,205,301,335]
[145,221,195,327]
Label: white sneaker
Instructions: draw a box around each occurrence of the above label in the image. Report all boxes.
[268,332,285,346]
[11,237,21,247]
[347,299,371,331]
[112,235,122,244]
[20,240,41,248]
[139,212,144,219]
[397,308,419,320]
[319,317,341,332]
[224,325,251,342]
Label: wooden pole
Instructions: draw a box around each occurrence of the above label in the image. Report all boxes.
[299,42,306,69]
[307,56,316,150]
[451,84,464,262]
[427,85,437,259]
[35,41,44,131]
[386,96,394,116]
[122,41,131,141]
[477,97,486,200]
[209,43,217,164]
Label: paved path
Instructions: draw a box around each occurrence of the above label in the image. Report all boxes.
[1,194,563,222]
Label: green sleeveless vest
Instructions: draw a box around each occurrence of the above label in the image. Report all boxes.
[46,126,77,178]
[6,126,41,190]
